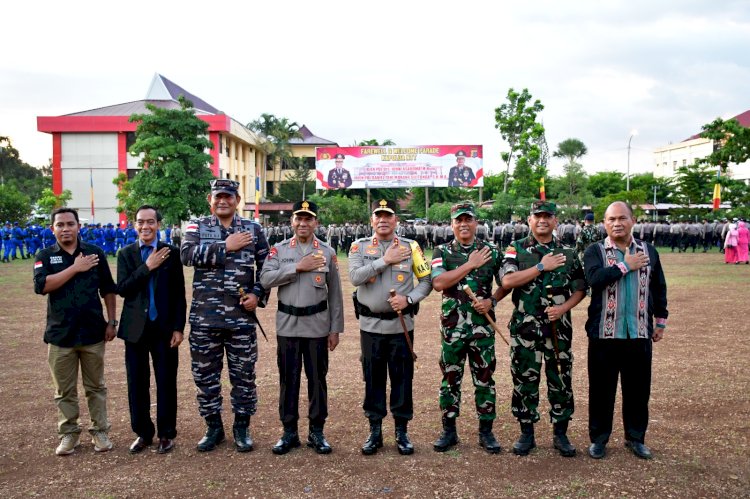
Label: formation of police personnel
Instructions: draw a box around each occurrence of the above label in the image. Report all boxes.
[34,183,670,462]
[2,221,53,261]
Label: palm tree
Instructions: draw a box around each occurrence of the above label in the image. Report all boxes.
[247,113,303,196]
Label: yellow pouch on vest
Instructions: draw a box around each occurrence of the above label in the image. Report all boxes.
[410,240,431,278]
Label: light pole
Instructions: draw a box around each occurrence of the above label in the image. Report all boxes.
[626,130,638,192]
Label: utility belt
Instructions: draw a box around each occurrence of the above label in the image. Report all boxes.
[352,291,418,320]
[278,300,327,317]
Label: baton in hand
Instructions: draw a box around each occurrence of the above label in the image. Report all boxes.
[462,285,509,346]
[389,289,417,361]
[240,288,268,342]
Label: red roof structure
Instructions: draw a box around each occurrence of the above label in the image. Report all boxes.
[685,109,750,141]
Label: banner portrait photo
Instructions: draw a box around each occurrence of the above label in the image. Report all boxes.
[316,145,483,190]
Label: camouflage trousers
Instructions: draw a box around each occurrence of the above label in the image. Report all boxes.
[439,325,496,421]
[189,326,258,418]
[509,324,574,424]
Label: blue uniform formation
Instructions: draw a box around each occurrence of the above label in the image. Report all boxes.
[2,221,48,262]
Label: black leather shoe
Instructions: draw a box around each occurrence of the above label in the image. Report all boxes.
[361,420,383,455]
[552,421,576,457]
[512,423,536,456]
[395,422,414,455]
[272,429,301,455]
[197,426,225,452]
[307,429,332,454]
[553,434,576,457]
[588,443,606,459]
[433,417,459,452]
[233,426,254,453]
[157,438,174,454]
[478,420,502,454]
[129,437,152,454]
[625,440,652,460]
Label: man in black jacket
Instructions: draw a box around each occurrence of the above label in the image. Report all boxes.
[117,205,186,454]
[584,201,668,461]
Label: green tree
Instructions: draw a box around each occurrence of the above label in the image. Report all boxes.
[247,113,302,184]
[0,136,50,203]
[629,173,675,203]
[427,202,453,222]
[697,117,750,171]
[593,189,647,221]
[0,184,32,222]
[36,188,72,218]
[124,96,215,224]
[494,88,545,193]
[587,171,625,198]
[487,192,536,221]
[407,186,473,217]
[355,139,395,146]
[309,193,367,224]
[274,157,316,202]
[553,138,589,198]
[674,162,714,205]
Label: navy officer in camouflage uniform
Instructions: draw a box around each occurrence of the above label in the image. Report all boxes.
[260,200,344,455]
[501,200,587,457]
[431,202,509,454]
[349,199,432,455]
[180,179,269,453]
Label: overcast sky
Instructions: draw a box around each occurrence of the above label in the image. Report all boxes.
[2,0,748,178]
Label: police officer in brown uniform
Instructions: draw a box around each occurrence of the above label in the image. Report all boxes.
[260,200,344,455]
[349,199,432,455]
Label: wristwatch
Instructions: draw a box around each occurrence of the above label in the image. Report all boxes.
[535,262,545,273]
[108,319,119,327]
[406,296,414,305]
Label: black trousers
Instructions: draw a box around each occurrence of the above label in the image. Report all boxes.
[588,338,652,445]
[360,330,414,422]
[125,321,179,440]
[277,336,329,428]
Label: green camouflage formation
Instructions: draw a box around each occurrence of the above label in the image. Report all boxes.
[431,239,503,421]
[501,235,586,424]
[576,224,603,263]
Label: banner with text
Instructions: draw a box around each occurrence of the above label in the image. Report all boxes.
[315,145,483,189]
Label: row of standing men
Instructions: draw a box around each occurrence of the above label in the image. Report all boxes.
[33,179,667,463]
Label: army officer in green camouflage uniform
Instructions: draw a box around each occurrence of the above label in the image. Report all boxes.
[501,200,586,457]
[431,202,508,454]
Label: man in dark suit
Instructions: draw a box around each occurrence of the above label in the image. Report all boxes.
[116,205,186,454]
[327,153,352,189]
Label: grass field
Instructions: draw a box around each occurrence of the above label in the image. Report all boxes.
[0,249,748,498]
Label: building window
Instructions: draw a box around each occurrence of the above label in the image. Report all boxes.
[125,132,137,151]
[673,161,677,168]
[266,181,274,195]
[682,159,687,166]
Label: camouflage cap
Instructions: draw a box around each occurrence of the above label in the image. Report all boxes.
[531,200,557,215]
[293,200,318,217]
[372,199,397,214]
[210,179,240,195]
[451,201,476,219]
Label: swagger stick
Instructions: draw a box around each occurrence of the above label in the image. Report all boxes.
[462,285,510,346]
[545,285,563,378]
[240,287,268,342]
[389,289,417,361]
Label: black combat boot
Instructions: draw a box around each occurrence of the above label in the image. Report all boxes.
[307,423,332,454]
[553,420,576,457]
[478,420,502,454]
[272,423,301,455]
[197,413,225,452]
[394,418,414,455]
[232,414,254,453]
[361,419,383,455]
[433,416,459,452]
[512,422,536,456]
